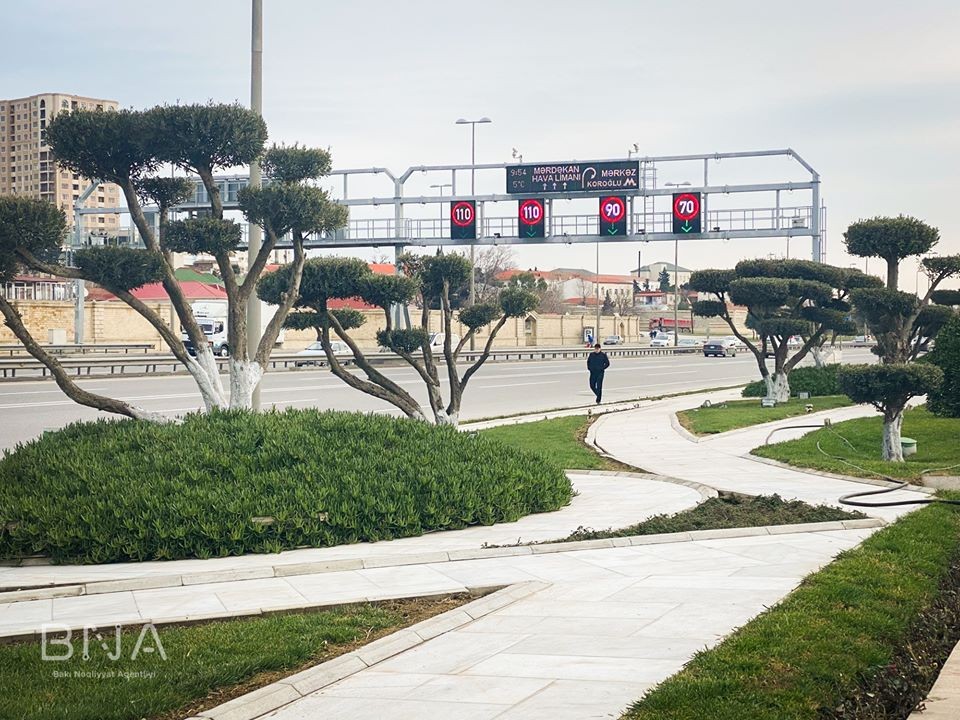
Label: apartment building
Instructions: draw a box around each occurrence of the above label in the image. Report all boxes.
[0,93,121,237]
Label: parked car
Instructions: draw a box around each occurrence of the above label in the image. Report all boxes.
[677,337,703,348]
[603,335,623,345]
[650,334,674,348]
[295,340,352,367]
[703,338,737,357]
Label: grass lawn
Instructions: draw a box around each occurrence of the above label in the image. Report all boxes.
[677,395,852,435]
[0,595,466,720]
[752,406,960,482]
[623,498,960,720]
[556,493,864,542]
[480,415,628,471]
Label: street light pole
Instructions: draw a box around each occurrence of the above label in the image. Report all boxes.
[246,0,263,410]
[664,181,691,346]
[595,241,601,342]
[430,183,452,251]
[455,117,491,350]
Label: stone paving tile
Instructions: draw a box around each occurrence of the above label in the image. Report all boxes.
[492,679,649,720]
[131,586,228,620]
[371,631,528,675]
[270,695,508,720]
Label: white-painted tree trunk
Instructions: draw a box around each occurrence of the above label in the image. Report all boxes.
[811,346,842,368]
[185,347,228,411]
[763,371,791,402]
[882,411,905,462]
[434,409,459,427]
[228,358,264,410]
[128,407,176,423]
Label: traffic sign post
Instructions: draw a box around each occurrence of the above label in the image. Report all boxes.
[598,196,627,237]
[450,200,477,240]
[517,198,546,238]
[672,192,702,235]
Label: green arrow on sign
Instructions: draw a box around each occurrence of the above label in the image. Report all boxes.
[526,228,538,237]
[682,221,692,233]
[607,227,619,235]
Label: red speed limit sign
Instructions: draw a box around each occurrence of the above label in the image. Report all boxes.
[518,199,546,238]
[599,196,627,236]
[449,200,477,240]
[672,193,700,220]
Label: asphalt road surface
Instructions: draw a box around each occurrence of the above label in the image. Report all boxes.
[0,349,874,451]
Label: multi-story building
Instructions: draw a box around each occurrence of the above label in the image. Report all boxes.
[0,93,121,238]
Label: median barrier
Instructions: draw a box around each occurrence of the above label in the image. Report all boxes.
[0,345,699,380]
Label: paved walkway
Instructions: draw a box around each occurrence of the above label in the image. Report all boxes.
[1,390,929,719]
[591,392,930,523]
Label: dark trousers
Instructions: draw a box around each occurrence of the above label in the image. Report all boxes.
[589,371,604,402]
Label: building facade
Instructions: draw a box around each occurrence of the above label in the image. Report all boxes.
[632,262,693,289]
[0,93,121,237]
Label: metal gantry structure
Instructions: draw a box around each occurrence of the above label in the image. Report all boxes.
[72,147,825,261]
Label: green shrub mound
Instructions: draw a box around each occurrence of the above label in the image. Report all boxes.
[926,314,960,417]
[742,364,841,397]
[0,410,572,564]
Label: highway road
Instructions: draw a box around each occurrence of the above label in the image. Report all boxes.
[0,349,874,451]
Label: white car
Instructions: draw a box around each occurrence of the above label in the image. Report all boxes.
[650,335,674,348]
[294,340,352,367]
[677,337,703,348]
[723,336,747,350]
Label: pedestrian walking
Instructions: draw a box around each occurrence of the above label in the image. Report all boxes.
[587,343,610,404]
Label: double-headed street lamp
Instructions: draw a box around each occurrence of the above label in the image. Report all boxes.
[665,181,691,346]
[455,117,491,349]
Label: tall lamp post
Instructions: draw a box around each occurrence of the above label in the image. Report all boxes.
[247,0,264,409]
[665,181,691,346]
[455,117,491,350]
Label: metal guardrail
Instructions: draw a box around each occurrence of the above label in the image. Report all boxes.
[0,345,698,379]
[0,343,154,357]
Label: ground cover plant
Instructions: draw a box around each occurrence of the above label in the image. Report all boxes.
[0,595,467,720]
[677,396,852,435]
[0,409,572,563]
[752,406,960,481]
[556,493,864,542]
[623,498,960,720]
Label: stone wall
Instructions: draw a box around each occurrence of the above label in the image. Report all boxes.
[2,300,747,351]
[0,300,178,349]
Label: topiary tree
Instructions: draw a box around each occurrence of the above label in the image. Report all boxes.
[6,103,345,414]
[260,254,538,426]
[844,216,939,291]
[838,364,943,461]
[690,259,879,401]
[840,216,960,459]
[925,314,960,417]
[0,198,166,419]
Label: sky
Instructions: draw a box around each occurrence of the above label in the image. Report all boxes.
[4,0,959,290]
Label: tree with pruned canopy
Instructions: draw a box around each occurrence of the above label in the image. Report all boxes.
[0,104,345,418]
[839,216,960,460]
[258,253,538,426]
[689,259,881,402]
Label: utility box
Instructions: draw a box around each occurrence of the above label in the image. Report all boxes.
[48,328,68,345]
[901,437,918,457]
[761,398,777,408]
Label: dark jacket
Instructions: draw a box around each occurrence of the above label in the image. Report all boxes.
[587,351,610,374]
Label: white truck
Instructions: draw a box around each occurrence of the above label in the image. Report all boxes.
[182,300,285,357]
